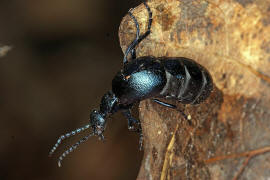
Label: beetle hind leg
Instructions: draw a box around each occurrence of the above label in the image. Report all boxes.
[153,99,189,122]
[123,2,153,65]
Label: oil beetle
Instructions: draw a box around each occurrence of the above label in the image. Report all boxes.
[49,2,213,167]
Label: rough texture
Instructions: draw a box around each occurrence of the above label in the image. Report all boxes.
[119,0,270,179]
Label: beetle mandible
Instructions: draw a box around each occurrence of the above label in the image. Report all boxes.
[49,2,213,167]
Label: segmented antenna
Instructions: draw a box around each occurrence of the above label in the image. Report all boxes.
[58,132,95,167]
[49,124,90,156]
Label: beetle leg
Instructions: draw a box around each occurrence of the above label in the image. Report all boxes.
[131,48,136,59]
[153,98,176,108]
[123,9,140,64]
[122,109,143,150]
[123,2,152,65]
[152,99,188,121]
[122,109,139,130]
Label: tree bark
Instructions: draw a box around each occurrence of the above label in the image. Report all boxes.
[119,0,270,179]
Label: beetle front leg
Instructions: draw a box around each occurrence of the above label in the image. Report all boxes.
[122,109,139,130]
[122,109,143,150]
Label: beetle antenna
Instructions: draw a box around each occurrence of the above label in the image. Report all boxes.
[49,124,91,156]
[57,132,95,167]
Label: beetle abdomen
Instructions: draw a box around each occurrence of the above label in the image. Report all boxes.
[159,57,213,104]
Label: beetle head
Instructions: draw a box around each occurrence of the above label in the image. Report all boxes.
[49,91,119,166]
[90,109,106,137]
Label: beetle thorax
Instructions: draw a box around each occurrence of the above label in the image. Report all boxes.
[112,58,167,105]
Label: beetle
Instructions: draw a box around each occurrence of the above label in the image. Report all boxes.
[49,2,213,167]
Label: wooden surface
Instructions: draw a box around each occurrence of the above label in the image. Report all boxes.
[119,0,270,179]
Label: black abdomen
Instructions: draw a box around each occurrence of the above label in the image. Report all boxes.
[159,57,213,104]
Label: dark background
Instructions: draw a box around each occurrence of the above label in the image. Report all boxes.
[0,0,144,179]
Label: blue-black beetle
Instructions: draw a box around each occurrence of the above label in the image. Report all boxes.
[49,2,213,167]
